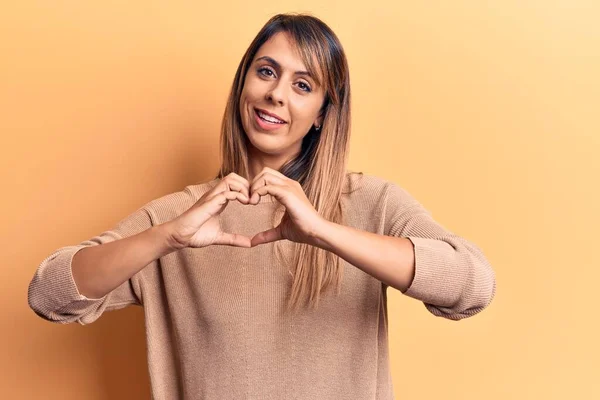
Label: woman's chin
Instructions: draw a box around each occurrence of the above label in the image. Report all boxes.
[246,132,285,155]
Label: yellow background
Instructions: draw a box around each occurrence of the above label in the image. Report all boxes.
[2,1,598,398]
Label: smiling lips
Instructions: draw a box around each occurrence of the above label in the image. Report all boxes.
[254,108,287,131]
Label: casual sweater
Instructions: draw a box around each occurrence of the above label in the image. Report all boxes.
[28,172,496,400]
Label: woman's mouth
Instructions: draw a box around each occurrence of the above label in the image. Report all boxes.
[254,108,287,131]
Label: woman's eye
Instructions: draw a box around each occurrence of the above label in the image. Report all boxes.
[297,82,312,92]
[258,67,274,77]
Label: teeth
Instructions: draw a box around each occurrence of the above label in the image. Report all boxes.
[257,110,284,124]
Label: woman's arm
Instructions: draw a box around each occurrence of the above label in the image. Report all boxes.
[310,215,496,321]
[310,223,416,293]
[28,206,179,325]
[71,222,177,299]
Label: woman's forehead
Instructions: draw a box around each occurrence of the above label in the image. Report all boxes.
[254,32,305,66]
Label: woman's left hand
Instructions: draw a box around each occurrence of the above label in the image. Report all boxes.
[249,167,326,247]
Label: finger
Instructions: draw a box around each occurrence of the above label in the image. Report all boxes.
[250,169,288,188]
[223,180,250,202]
[251,226,283,246]
[211,190,249,209]
[214,232,252,248]
[254,167,288,182]
[195,190,248,226]
[201,180,229,201]
[208,181,249,203]
[250,174,285,204]
[229,172,251,186]
[252,184,288,205]
[205,173,250,201]
[224,173,251,195]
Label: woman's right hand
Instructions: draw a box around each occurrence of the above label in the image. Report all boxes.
[165,173,252,249]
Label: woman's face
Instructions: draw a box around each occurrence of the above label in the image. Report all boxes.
[239,31,326,161]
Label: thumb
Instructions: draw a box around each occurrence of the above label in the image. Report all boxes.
[251,225,283,247]
[213,232,252,248]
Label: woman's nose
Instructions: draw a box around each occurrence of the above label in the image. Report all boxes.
[265,81,286,106]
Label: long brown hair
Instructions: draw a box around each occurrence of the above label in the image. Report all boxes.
[216,13,358,312]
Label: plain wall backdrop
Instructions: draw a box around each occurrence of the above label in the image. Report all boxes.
[1,1,598,399]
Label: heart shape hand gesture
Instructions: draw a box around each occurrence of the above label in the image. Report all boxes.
[166,168,327,250]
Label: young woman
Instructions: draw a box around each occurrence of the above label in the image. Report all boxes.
[28,13,496,400]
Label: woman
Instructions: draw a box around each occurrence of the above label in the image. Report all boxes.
[28,13,496,400]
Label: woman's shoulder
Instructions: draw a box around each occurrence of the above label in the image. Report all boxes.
[340,171,408,225]
[342,170,393,198]
[342,171,424,215]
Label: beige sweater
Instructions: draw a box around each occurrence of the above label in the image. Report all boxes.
[28,173,496,400]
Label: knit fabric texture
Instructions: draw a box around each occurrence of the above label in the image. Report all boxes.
[28,172,496,399]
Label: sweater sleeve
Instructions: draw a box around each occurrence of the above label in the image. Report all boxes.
[383,182,496,321]
[27,206,156,326]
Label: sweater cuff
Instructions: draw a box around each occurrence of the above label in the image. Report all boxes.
[40,246,108,311]
[401,236,469,307]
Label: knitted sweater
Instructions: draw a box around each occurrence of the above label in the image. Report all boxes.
[28,172,496,400]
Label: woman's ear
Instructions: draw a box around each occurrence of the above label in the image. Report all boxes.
[314,114,324,129]
[315,96,329,129]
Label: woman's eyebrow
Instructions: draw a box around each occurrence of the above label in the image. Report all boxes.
[255,55,312,78]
